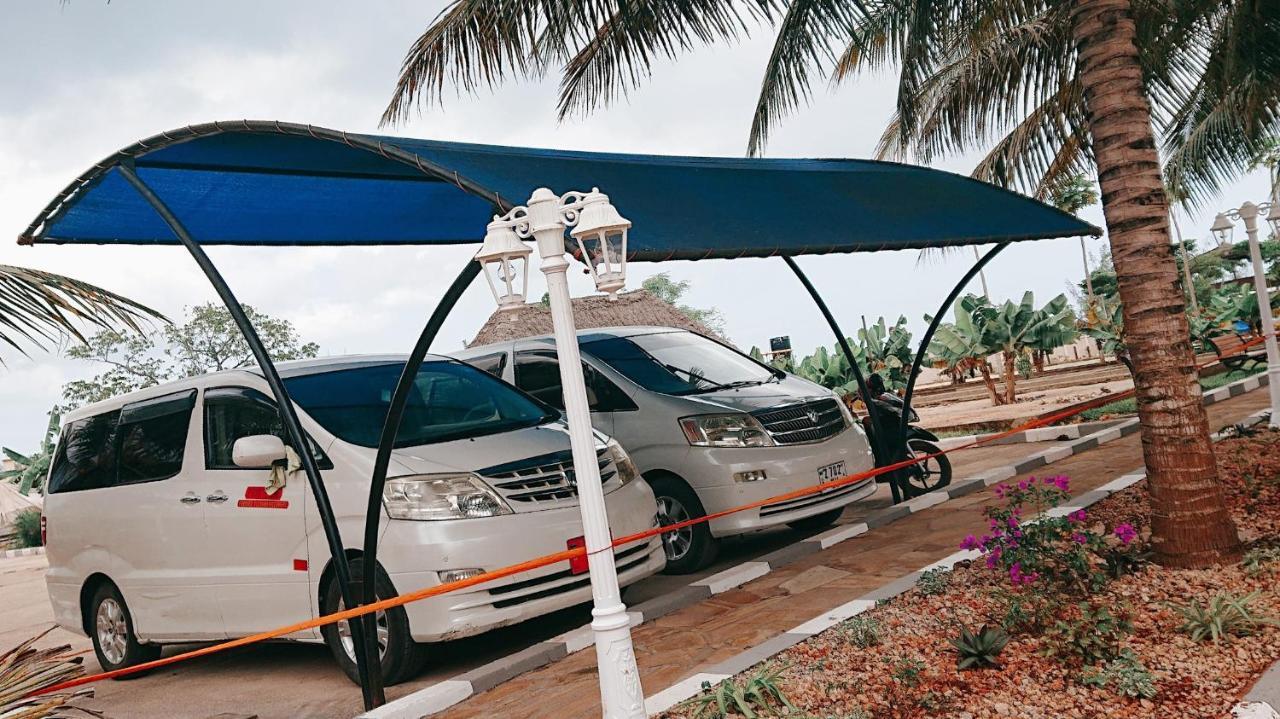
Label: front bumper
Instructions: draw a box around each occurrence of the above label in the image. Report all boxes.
[379,477,665,643]
[675,427,877,537]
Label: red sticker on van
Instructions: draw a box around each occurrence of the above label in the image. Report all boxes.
[238,486,288,509]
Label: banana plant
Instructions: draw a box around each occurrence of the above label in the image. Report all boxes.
[1,411,59,495]
[858,316,913,391]
[984,291,1076,404]
[1081,295,1132,375]
[927,296,1003,405]
[1024,294,1079,373]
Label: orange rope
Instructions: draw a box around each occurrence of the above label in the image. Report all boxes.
[33,332,1274,696]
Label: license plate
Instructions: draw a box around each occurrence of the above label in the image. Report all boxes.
[817,461,846,483]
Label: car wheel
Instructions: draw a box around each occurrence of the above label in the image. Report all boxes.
[786,507,844,532]
[320,558,428,686]
[904,438,951,493]
[649,475,718,575]
[89,583,160,677]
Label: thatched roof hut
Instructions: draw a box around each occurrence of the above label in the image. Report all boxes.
[468,289,721,347]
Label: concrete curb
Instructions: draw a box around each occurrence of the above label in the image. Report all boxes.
[1236,656,1280,718]
[935,417,1129,450]
[356,373,1269,719]
[0,546,44,560]
[642,407,1272,716]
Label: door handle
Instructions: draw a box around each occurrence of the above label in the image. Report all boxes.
[180,494,202,505]
[206,492,229,504]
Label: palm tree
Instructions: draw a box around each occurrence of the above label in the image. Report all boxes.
[0,264,163,359]
[383,0,1259,567]
[1048,174,1100,306]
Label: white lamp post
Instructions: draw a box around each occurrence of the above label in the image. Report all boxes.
[1212,193,1280,428]
[474,187,644,719]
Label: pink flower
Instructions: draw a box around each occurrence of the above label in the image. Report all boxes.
[993,484,1007,499]
[1009,562,1040,586]
[1052,475,1070,491]
[1114,523,1138,544]
[1071,532,1088,544]
[960,534,979,551]
[1007,516,1020,529]
[1018,480,1030,491]
[1068,509,1087,523]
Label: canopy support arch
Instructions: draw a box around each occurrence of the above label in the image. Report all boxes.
[115,163,383,709]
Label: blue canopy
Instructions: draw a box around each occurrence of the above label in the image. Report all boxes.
[19,120,1098,260]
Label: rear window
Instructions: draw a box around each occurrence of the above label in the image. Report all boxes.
[48,411,120,494]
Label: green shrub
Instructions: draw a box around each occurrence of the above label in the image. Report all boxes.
[1242,546,1280,577]
[1080,650,1157,698]
[840,616,881,648]
[950,623,1010,670]
[915,567,951,596]
[888,655,926,688]
[1041,602,1132,665]
[1173,591,1279,643]
[684,664,795,718]
[12,509,41,549]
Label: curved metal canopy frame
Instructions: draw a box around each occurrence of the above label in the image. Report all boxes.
[18,121,1076,711]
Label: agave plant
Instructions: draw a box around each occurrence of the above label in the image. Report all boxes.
[950,623,1010,670]
[0,264,164,361]
[0,628,94,718]
[683,664,795,719]
[1,412,60,496]
[1173,591,1280,643]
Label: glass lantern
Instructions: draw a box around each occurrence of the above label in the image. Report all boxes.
[570,190,631,298]
[1210,212,1235,246]
[475,219,531,312]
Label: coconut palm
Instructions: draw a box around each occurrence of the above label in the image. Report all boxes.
[384,0,1260,568]
[0,264,163,360]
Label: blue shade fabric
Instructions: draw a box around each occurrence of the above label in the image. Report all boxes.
[26,123,1098,260]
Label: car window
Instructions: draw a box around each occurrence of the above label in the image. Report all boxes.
[116,390,197,485]
[514,350,637,412]
[204,387,331,470]
[47,410,121,494]
[583,331,776,396]
[464,351,508,378]
[283,361,555,448]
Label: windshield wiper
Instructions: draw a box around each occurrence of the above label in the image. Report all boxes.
[664,364,732,391]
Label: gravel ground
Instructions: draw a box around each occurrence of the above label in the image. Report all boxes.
[660,429,1280,719]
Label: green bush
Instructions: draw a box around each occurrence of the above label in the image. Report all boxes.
[1080,650,1157,698]
[1041,602,1133,665]
[12,508,41,549]
[840,615,881,648]
[1173,591,1279,643]
[915,567,951,596]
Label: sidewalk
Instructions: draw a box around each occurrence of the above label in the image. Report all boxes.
[437,387,1273,718]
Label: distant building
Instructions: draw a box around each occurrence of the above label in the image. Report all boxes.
[468,289,723,347]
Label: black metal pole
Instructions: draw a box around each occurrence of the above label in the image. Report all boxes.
[898,242,1010,443]
[118,164,379,710]
[359,259,480,694]
[781,256,904,502]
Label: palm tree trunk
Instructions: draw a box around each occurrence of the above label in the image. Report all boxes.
[1070,0,1240,567]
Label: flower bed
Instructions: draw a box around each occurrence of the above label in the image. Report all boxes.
[662,429,1280,719]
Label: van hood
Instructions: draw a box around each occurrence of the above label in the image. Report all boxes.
[674,375,835,414]
[386,420,603,476]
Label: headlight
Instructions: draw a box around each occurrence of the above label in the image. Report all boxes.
[383,474,512,521]
[679,413,775,448]
[605,439,640,485]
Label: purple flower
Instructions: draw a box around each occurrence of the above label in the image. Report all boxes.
[1071,532,1088,544]
[960,534,979,551]
[1052,476,1070,491]
[1009,562,1040,586]
[1068,509,1087,523]
[1114,523,1138,545]
[1018,480,1030,491]
[1007,516,1020,529]
[993,484,1007,499]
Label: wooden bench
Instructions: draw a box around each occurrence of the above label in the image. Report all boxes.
[1208,333,1267,371]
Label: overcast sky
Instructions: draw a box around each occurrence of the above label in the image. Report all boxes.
[0,1,1272,450]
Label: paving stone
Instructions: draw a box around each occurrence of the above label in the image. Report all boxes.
[778,565,850,595]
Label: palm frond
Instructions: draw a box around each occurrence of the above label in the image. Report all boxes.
[0,264,165,360]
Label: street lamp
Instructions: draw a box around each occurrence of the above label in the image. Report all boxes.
[475,187,645,719]
[1213,192,1280,428]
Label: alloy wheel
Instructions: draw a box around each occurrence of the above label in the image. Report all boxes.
[95,597,129,665]
[335,598,389,663]
[656,495,693,561]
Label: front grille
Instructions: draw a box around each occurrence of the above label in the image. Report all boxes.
[479,448,617,505]
[753,399,846,445]
[488,541,654,609]
[760,478,871,518]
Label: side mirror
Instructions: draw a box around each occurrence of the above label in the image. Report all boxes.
[232,434,287,469]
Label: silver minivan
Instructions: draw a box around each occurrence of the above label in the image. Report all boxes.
[455,328,877,573]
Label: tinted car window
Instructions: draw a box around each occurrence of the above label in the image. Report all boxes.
[583,331,776,396]
[204,388,331,469]
[283,361,556,448]
[465,352,508,378]
[117,390,196,485]
[513,350,637,412]
[47,410,121,494]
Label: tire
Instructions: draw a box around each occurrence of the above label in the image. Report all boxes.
[904,438,951,493]
[786,507,844,532]
[649,475,719,575]
[89,582,160,677]
[320,558,428,686]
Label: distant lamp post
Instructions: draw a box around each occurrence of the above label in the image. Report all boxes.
[475,187,645,719]
[1212,194,1280,428]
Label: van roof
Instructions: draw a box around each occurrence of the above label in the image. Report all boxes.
[62,353,449,423]
[459,326,687,354]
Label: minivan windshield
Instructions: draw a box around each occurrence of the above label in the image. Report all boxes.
[283,361,557,448]
[582,331,778,396]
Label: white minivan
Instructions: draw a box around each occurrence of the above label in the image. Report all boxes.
[43,355,664,684]
[455,327,877,573]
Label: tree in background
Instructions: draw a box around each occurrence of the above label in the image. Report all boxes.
[0,412,59,496]
[857,316,913,389]
[62,302,319,409]
[1048,174,1100,307]
[641,273,726,335]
